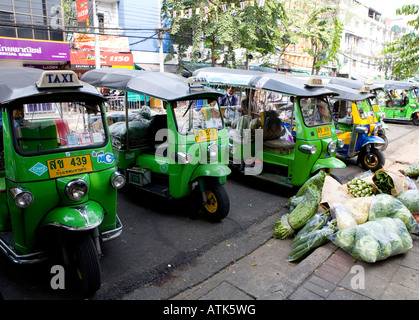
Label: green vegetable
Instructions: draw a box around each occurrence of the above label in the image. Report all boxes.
[287,218,337,262]
[396,190,419,214]
[347,178,375,197]
[353,235,379,263]
[401,163,419,178]
[287,171,326,208]
[330,217,412,263]
[369,194,417,233]
[372,171,394,195]
[274,185,321,239]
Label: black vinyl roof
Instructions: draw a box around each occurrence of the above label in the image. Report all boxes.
[82,68,221,101]
[193,67,337,97]
[328,77,384,91]
[0,66,104,106]
[375,80,417,90]
[323,83,375,101]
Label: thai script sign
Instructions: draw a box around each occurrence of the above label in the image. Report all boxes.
[0,37,70,61]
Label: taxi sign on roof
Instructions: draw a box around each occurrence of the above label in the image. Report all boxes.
[305,77,323,87]
[36,70,82,89]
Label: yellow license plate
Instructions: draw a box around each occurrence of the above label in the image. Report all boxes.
[316,126,331,138]
[194,128,218,142]
[47,155,93,178]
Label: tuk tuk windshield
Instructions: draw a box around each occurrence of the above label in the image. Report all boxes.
[356,99,374,119]
[11,101,107,154]
[300,97,333,126]
[175,98,224,135]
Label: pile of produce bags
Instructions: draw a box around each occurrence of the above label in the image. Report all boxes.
[274,166,419,263]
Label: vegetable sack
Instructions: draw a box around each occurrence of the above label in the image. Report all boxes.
[368,194,417,233]
[275,171,325,239]
[330,218,413,263]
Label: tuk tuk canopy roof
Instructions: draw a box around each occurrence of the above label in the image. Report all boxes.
[322,83,375,101]
[0,66,104,106]
[375,80,417,90]
[193,67,337,97]
[81,68,222,101]
[327,77,384,91]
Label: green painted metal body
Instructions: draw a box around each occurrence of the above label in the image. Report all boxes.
[0,108,119,255]
[115,101,231,199]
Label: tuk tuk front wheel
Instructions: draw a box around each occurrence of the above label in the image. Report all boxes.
[359,147,384,172]
[200,183,230,222]
[69,233,101,295]
[412,113,419,126]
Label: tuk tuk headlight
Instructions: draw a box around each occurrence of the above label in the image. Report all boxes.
[355,126,368,134]
[372,125,378,135]
[110,171,126,189]
[66,179,88,201]
[298,144,317,155]
[337,139,344,149]
[327,141,337,154]
[207,143,219,160]
[10,187,33,208]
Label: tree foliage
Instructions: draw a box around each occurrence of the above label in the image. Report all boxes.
[382,5,419,78]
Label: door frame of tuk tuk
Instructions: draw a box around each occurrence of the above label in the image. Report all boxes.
[193,67,346,188]
[81,68,231,219]
[374,80,419,124]
[323,82,385,168]
[0,67,124,268]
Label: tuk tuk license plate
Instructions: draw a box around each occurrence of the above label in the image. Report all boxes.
[316,126,331,138]
[47,155,93,178]
[194,128,218,142]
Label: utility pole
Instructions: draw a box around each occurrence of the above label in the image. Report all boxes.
[92,0,101,69]
[157,0,164,72]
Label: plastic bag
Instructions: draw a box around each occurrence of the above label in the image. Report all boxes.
[400,163,419,178]
[396,190,419,214]
[287,212,337,262]
[330,217,413,263]
[330,202,357,230]
[343,197,373,225]
[369,194,417,233]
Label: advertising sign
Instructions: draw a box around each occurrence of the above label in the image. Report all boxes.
[70,51,133,69]
[76,0,89,22]
[0,37,70,61]
[73,33,130,52]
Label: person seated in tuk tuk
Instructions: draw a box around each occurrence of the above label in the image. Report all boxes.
[219,87,239,107]
[13,105,31,127]
[240,88,263,118]
[313,102,332,124]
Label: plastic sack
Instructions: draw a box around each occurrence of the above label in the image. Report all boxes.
[109,120,150,149]
[330,217,413,263]
[344,197,373,225]
[396,190,419,214]
[287,212,337,262]
[400,163,419,178]
[330,202,357,230]
[369,194,417,233]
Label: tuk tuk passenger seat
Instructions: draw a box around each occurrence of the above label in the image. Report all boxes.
[261,111,295,154]
[17,120,58,152]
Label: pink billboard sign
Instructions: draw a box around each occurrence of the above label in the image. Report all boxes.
[0,37,70,61]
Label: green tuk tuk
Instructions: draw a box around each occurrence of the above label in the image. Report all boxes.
[82,68,231,222]
[374,80,419,125]
[193,67,346,188]
[0,66,125,295]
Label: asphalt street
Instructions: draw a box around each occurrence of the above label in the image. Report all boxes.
[0,122,416,300]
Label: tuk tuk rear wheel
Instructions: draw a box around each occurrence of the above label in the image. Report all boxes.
[200,183,230,222]
[412,113,419,126]
[359,147,384,172]
[69,233,101,295]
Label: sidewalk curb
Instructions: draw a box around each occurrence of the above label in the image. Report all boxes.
[260,242,337,299]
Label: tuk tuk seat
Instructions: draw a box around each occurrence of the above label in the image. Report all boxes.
[17,120,58,152]
[261,111,295,154]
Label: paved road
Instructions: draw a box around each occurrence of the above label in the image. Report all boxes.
[0,123,415,300]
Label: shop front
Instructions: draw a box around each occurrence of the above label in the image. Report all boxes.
[0,37,70,70]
